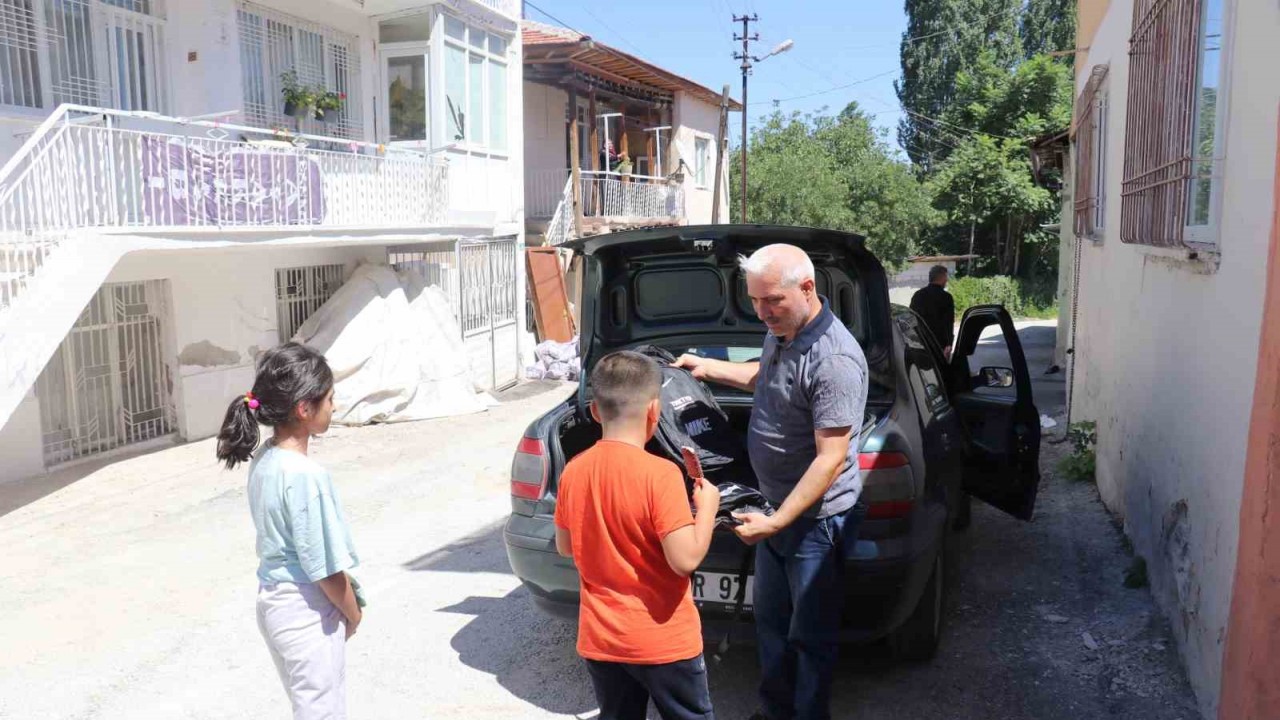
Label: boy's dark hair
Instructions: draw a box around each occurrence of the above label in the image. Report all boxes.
[591,351,661,423]
[929,265,949,283]
[215,342,334,470]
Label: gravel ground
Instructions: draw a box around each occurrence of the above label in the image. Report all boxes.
[1,364,1201,719]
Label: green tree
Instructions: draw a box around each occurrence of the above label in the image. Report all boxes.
[924,53,1071,275]
[1021,0,1077,59]
[895,0,1023,170]
[730,104,937,269]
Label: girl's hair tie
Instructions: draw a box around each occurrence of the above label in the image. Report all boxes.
[244,391,260,410]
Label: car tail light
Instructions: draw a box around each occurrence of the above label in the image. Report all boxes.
[859,451,914,519]
[865,500,915,520]
[511,436,549,500]
[858,452,910,470]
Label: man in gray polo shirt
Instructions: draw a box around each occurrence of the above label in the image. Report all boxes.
[676,243,867,720]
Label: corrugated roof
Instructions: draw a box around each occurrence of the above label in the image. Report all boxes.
[522,20,742,109]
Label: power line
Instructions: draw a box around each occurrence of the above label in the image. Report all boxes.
[523,0,587,37]
[749,5,1026,112]
[747,68,899,106]
[574,3,648,57]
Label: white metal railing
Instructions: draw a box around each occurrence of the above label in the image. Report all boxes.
[473,0,522,19]
[544,176,573,246]
[0,104,450,237]
[580,171,683,220]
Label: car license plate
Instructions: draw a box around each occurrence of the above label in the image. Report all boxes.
[693,571,754,606]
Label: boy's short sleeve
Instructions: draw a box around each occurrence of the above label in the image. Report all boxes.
[287,470,360,583]
[649,464,694,539]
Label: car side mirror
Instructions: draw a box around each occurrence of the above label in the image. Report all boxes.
[980,366,1015,389]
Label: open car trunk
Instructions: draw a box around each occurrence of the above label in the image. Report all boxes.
[552,396,889,586]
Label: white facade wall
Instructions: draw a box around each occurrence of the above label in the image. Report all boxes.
[671,91,729,225]
[520,83,730,226]
[0,0,528,481]
[522,81,567,176]
[1069,0,1279,714]
[0,244,385,475]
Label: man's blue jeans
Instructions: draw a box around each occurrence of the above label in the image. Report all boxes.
[754,504,864,720]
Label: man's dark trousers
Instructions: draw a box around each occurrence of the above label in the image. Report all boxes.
[754,504,864,720]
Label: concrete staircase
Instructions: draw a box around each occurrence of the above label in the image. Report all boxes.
[0,234,129,431]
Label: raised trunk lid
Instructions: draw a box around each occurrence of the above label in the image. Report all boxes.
[565,225,894,413]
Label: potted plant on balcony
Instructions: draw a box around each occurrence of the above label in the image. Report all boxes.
[315,90,345,121]
[281,71,317,118]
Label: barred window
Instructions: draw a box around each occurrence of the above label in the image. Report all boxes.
[0,0,167,112]
[237,1,363,140]
[275,264,345,343]
[1073,65,1108,241]
[1120,0,1226,248]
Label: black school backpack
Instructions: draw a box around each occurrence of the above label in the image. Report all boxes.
[632,345,752,487]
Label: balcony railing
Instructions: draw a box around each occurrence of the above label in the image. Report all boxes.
[580,171,683,221]
[0,105,449,236]
[474,0,521,19]
[527,168,685,223]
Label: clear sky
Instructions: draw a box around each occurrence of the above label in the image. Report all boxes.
[521,0,909,154]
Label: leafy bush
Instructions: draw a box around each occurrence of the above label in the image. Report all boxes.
[1058,421,1097,482]
[949,275,1058,319]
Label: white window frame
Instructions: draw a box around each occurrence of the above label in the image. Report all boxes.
[1183,0,1233,248]
[693,134,711,189]
[1091,86,1108,239]
[236,1,364,140]
[0,0,168,114]
[441,12,510,154]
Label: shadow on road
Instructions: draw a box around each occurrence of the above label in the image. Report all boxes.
[442,587,599,717]
[402,519,513,574]
[0,439,180,518]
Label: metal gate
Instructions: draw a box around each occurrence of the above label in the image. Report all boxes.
[36,280,175,466]
[458,238,519,391]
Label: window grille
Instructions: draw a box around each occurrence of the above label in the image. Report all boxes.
[237,1,363,140]
[275,264,344,343]
[0,0,167,112]
[1119,0,1204,247]
[1073,65,1108,240]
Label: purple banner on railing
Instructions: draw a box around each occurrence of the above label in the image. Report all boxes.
[142,138,326,226]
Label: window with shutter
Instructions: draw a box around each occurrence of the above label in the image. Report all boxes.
[1073,65,1108,241]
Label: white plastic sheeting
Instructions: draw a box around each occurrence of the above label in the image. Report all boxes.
[294,263,489,425]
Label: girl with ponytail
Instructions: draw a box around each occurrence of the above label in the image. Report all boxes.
[216,342,363,719]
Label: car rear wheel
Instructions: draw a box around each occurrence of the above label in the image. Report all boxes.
[888,549,945,661]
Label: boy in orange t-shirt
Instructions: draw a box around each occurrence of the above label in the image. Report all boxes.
[555,350,722,720]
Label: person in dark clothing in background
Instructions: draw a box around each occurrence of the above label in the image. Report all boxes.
[910,265,955,360]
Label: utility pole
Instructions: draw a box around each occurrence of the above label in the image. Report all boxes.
[732,18,792,223]
[712,84,730,224]
[733,14,757,223]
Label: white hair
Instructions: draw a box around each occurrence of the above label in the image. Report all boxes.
[737,245,815,289]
